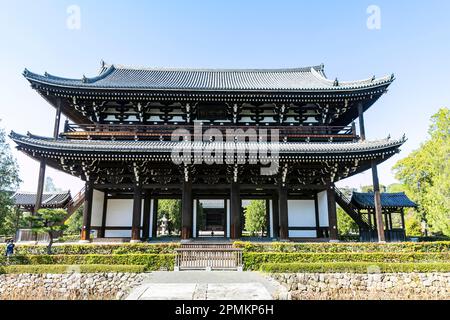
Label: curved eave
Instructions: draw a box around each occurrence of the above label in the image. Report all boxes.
[23,66,395,94]
[10,131,406,157]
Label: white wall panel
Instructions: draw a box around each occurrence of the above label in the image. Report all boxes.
[318,191,329,227]
[106,199,133,226]
[288,230,317,238]
[288,200,316,227]
[90,190,104,227]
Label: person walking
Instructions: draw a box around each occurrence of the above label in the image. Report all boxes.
[5,239,15,264]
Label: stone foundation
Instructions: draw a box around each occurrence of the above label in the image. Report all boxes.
[0,273,146,300]
[269,273,450,300]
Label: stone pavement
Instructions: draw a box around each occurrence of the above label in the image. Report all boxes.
[126,271,287,300]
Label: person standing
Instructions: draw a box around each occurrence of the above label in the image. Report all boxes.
[5,239,15,263]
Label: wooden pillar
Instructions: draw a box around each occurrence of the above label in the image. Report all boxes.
[151,198,159,238]
[99,191,108,238]
[389,212,393,230]
[326,183,339,241]
[357,102,366,141]
[131,183,142,242]
[400,208,406,230]
[372,161,385,242]
[181,181,193,240]
[81,180,94,242]
[142,191,152,240]
[278,186,289,240]
[230,182,241,239]
[314,192,321,238]
[53,98,62,139]
[272,192,280,238]
[34,159,46,215]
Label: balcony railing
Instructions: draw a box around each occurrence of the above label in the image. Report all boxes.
[62,123,358,142]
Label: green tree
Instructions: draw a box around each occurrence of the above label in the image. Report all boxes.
[393,108,450,236]
[404,210,422,237]
[65,205,83,235]
[25,208,68,254]
[0,122,21,236]
[337,206,359,236]
[158,199,181,235]
[244,200,266,236]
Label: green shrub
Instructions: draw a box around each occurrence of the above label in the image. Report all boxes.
[242,252,450,270]
[233,241,450,253]
[0,264,145,274]
[259,262,450,273]
[0,254,175,271]
[0,243,180,255]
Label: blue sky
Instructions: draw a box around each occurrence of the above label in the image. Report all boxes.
[0,0,449,193]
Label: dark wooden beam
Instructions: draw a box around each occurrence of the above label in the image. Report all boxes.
[131,183,142,242]
[181,181,193,239]
[372,161,385,242]
[326,183,339,241]
[278,186,289,240]
[142,190,152,240]
[99,191,108,238]
[34,159,46,215]
[357,102,366,141]
[81,180,94,241]
[230,182,241,239]
[314,192,321,238]
[152,198,159,238]
[272,192,280,238]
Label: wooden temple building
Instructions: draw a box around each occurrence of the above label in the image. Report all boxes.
[10,62,408,242]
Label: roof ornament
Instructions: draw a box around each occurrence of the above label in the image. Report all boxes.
[82,75,88,83]
[333,78,339,86]
[23,68,29,76]
[101,60,105,68]
[44,72,49,77]
[320,63,325,70]
[390,73,395,80]
[387,134,391,140]
[371,75,376,82]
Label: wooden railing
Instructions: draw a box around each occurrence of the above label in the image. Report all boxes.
[174,247,243,271]
[62,123,357,142]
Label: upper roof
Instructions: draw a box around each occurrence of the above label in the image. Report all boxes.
[23,62,394,92]
[11,191,72,208]
[351,192,417,209]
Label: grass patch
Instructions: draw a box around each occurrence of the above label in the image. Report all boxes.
[0,264,145,274]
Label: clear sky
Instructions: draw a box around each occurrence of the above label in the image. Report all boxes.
[0,0,449,194]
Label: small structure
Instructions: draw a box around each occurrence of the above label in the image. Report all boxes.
[11,191,72,213]
[350,192,417,242]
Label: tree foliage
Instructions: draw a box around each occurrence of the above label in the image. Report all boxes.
[393,108,450,236]
[25,208,68,254]
[0,122,21,236]
[244,200,266,236]
[157,199,181,235]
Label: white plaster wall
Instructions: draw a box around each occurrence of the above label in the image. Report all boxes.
[199,199,225,209]
[288,200,316,238]
[104,199,144,238]
[318,191,329,227]
[90,190,104,228]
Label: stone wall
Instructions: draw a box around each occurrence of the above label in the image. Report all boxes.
[0,273,146,300]
[269,273,450,300]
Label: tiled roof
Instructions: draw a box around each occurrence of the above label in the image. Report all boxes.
[11,191,72,208]
[23,63,394,92]
[10,131,405,155]
[351,192,417,209]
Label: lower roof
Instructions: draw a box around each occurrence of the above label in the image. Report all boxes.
[12,191,72,208]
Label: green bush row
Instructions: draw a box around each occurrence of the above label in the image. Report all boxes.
[0,264,145,274]
[243,252,450,270]
[259,262,450,273]
[234,241,450,253]
[0,243,181,255]
[1,254,175,271]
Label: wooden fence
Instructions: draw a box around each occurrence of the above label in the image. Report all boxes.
[175,247,243,271]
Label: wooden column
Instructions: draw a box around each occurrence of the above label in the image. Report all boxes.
[81,180,93,242]
[357,102,366,141]
[53,98,62,139]
[372,161,385,242]
[181,181,193,240]
[230,182,241,239]
[326,183,339,241]
[142,191,152,240]
[131,183,142,242]
[400,208,406,230]
[99,191,108,238]
[272,192,280,238]
[33,159,46,215]
[151,198,159,238]
[278,186,289,240]
[314,192,321,238]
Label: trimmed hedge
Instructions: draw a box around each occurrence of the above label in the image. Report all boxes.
[0,243,180,255]
[1,254,175,271]
[243,252,450,270]
[234,241,450,253]
[259,262,450,273]
[0,264,145,274]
